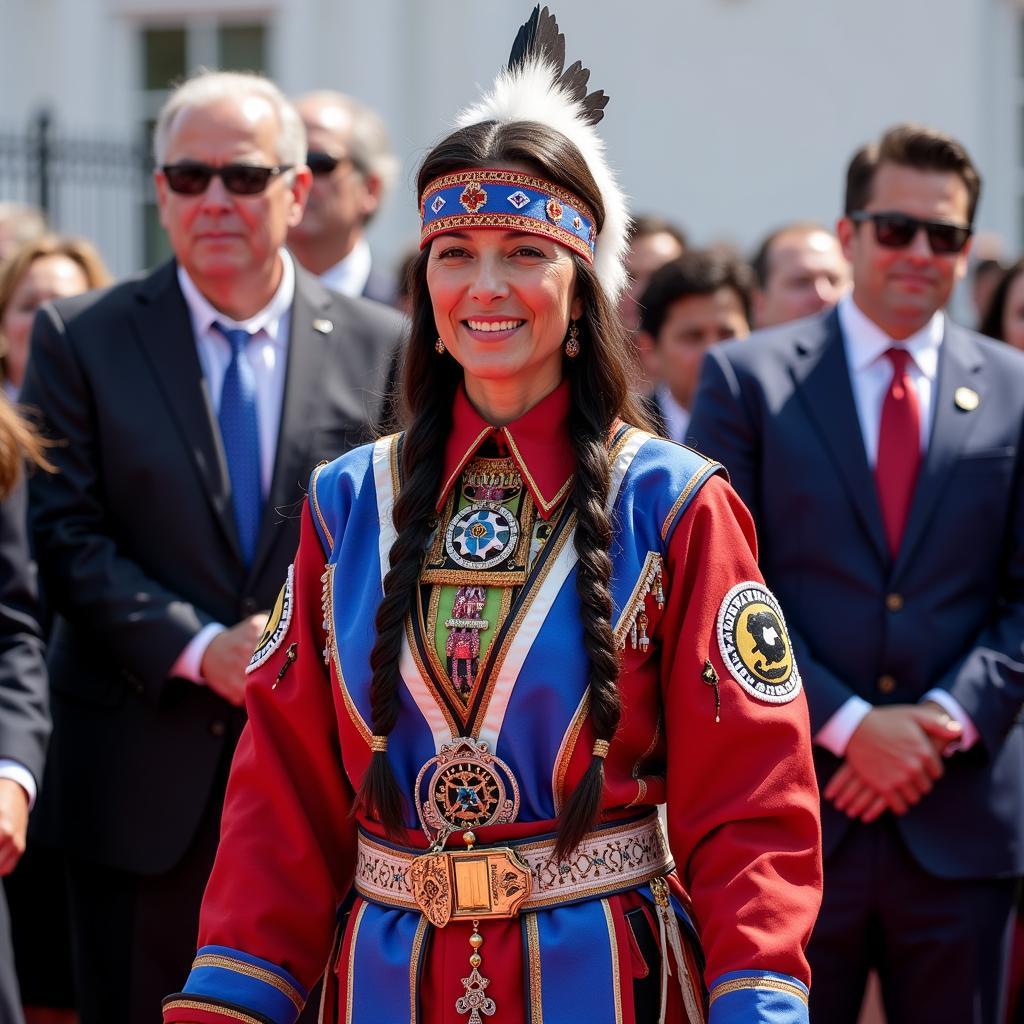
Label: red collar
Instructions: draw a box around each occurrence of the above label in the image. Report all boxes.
[440,381,575,519]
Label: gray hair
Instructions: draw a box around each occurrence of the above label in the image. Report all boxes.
[0,204,47,247]
[297,90,399,205]
[153,70,307,168]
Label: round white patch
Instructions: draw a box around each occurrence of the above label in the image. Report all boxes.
[716,581,801,704]
[246,564,295,674]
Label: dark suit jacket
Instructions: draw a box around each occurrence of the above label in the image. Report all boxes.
[0,479,49,1019]
[689,308,1024,879]
[0,480,47,788]
[362,262,397,308]
[21,259,405,876]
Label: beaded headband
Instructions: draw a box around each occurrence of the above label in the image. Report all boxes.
[419,168,596,264]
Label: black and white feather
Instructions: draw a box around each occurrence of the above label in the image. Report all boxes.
[453,5,629,300]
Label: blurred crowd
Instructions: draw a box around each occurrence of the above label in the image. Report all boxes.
[0,69,1020,1024]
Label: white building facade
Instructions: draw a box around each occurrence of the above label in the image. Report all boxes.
[0,0,1021,279]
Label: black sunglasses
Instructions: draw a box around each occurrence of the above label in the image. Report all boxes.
[161,162,294,196]
[306,151,343,176]
[306,151,365,178]
[850,210,972,255]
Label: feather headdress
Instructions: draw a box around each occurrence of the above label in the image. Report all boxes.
[450,6,629,301]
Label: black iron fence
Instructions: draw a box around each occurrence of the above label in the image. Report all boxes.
[0,110,155,275]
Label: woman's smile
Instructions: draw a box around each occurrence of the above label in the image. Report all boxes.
[461,316,527,339]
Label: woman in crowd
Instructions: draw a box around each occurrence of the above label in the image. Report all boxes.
[0,235,109,398]
[163,8,821,1023]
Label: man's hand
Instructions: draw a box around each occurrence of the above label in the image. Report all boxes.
[825,762,889,821]
[0,778,29,875]
[827,705,962,812]
[920,699,962,756]
[200,614,269,706]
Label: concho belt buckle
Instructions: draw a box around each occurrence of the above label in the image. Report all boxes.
[411,736,528,927]
[410,846,532,927]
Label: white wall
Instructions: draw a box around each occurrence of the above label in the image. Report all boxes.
[291,0,1024,273]
[0,0,1017,280]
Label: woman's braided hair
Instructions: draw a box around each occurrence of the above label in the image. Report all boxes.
[356,120,650,858]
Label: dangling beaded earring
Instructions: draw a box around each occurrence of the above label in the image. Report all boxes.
[435,337,446,354]
[564,320,580,358]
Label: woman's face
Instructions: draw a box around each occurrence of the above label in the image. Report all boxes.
[426,226,583,417]
[1002,270,1024,352]
[2,254,89,387]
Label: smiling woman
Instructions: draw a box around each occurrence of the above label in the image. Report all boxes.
[164,8,822,1024]
[427,225,583,420]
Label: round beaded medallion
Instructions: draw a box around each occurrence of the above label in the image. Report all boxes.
[444,503,520,570]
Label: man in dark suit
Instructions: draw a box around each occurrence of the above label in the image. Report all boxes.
[21,70,404,1023]
[287,90,399,306]
[690,124,1024,1023]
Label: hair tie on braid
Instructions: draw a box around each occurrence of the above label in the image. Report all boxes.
[370,735,389,753]
[592,739,610,759]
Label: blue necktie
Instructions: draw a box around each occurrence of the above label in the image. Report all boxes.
[214,322,262,564]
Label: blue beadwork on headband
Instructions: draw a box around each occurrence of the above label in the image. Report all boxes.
[420,168,597,262]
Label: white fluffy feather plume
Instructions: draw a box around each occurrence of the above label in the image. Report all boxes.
[453,56,630,302]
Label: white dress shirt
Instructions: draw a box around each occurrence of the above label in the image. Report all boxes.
[0,760,35,806]
[169,251,295,684]
[815,295,978,756]
[655,384,690,444]
[317,236,372,298]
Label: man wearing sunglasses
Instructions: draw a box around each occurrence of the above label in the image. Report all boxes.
[20,70,404,1024]
[690,123,1024,1022]
[287,91,399,306]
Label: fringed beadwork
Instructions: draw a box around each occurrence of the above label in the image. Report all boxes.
[616,553,665,651]
[320,566,333,665]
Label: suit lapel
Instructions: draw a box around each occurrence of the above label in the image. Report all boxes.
[791,309,890,566]
[249,269,331,577]
[892,323,985,579]
[131,262,243,564]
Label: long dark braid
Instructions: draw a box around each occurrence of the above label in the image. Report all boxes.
[357,120,650,848]
[354,251,457,836]
[553,256,638,858]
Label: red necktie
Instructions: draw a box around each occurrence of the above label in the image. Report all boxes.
[875,347,921,556]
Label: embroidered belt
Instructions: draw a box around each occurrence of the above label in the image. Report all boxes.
[355,812,672,922]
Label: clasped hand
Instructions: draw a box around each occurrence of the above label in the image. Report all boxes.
[200,613,269,706]
[823,703,962,822]
[0,778,28,876]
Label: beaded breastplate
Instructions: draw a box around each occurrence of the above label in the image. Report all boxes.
[419,453,566,715]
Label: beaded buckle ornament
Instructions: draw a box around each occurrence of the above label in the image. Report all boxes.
[414,737,521,850]
[409,738,531,943]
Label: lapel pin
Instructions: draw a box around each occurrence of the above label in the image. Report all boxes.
[312,318,334,335]
[954,386,979,412]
